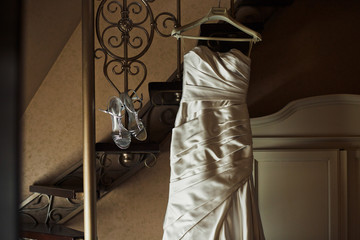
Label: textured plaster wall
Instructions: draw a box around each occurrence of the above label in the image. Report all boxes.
[21,0,81,113]
[22,23,83,198]
[21,0,360,239]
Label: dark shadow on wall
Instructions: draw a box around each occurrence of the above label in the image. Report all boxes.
[247,0,360,117]
[0,0,21,239]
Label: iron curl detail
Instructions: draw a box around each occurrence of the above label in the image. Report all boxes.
[46,199,81,224]
[95,48,123,95]
[128,25,151,50]
[128,60,147,93]
[19,194,50,224]
[96,0,155,61]
[129,36,143,49]
[128,1,149,25]
[109,33,124,48]
[102,0,124,25]
[154,12,177,37]
[48,208,63,223]
[99,24,125,58]
[20,194,50,212]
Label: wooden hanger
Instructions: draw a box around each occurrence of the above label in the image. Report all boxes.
[171,7,262,43]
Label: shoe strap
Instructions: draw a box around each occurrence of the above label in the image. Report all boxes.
[98,108,123,118]
[127,89,143,110]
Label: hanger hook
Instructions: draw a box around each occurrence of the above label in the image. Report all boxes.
[218,0,221,7]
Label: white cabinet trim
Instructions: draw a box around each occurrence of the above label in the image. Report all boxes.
[251,94,360,128]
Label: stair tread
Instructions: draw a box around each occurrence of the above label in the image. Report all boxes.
[21,223,84,239]
[96,142,160,153]
[29,185,83,199]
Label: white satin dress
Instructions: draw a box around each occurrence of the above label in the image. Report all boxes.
[162,46,265,240]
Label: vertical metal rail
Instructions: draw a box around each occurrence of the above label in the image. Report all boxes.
[123,0,129,93]
[230,0,235,17]
[82,0,97,239]
[176,0,181,80]
[123,0,129,128]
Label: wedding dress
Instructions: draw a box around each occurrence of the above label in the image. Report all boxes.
[162,46,265,240]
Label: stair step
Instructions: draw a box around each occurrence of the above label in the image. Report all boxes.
[27,143,159,199]
[149,81,182,106]
[96,142,160,154]
[21,223,84,240]
[29,185,84,199]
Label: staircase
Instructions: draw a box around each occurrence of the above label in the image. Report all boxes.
[19,69,182,239]
[19,0,294,238]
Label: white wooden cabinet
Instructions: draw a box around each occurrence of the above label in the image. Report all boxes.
[253,150,343,240]
[250,95,360,240]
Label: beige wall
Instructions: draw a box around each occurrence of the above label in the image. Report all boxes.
[21,0,81,113]
[21,0,360,239]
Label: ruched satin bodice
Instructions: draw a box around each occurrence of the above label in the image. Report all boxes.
[163,46,265,240]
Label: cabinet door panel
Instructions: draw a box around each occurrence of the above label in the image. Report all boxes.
[253,150,339,240]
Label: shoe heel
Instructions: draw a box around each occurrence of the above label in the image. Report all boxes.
[111,114,131,149]
[122,90,147,141]
[100,96,131,149]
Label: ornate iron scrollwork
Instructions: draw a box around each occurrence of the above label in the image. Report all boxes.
[154,12,177,37]
[19,194,82,225]
[95,0,178,95]
[19,152,157,225]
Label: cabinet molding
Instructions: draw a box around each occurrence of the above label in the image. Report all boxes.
[251,94,360,141]
[248,94,358,239]
[253,150,340,240]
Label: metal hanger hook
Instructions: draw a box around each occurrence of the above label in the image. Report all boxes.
[218,0,221,7]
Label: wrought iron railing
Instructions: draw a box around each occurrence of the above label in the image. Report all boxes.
[19,0,180,230]
[95,0,180,96]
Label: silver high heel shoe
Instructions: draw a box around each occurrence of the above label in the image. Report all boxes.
[99,96,131,149]
[121,90,147,141]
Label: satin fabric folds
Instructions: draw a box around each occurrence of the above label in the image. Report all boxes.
[162,46,265,240]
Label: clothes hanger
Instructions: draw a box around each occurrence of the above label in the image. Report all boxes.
[171,6,262,43]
